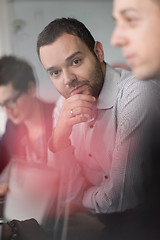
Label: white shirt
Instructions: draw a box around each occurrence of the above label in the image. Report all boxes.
[48,64,160,213]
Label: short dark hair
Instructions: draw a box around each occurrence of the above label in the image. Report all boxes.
[0,55,36,92]
[37,17,96,58]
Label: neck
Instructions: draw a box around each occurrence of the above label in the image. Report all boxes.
[25,99,44,141]
[101,61,106,78]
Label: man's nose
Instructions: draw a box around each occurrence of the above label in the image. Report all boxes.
[63,69,76,86]
[111,26,127,47]
[2,106,13,116]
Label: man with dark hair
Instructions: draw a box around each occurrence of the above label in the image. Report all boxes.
[0,55,55,187]
[37,17,160,214]
[37,18,96,58]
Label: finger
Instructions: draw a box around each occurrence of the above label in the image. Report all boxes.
[64,98,96,119]
[67,94,96,103]
[69,107,94,119]
[69,114,91,125]
[72,100,96,111]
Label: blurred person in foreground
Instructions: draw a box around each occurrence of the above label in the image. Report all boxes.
[110,0,160,238]
[111,0,160,81]
[0,55,55,194]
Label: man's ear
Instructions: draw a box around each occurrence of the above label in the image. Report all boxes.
[94,41,104,63]
[27,82,36,97]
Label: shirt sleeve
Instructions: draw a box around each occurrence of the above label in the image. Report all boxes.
[48,97,88,205]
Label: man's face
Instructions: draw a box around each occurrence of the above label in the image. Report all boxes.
[0,83,34,125]
[39,33,104,99]
[111,0,160,80]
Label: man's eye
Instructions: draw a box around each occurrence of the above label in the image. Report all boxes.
[50,70,59,77]
[73,59,80,65]
[125,16,138,24]
[127,18,135,22]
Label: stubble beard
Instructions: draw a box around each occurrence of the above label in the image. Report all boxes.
[63,59,104,99]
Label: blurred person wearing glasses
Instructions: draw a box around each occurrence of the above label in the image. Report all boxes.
[0,55,55,194]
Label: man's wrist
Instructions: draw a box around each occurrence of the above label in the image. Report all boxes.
[48,136,71,153]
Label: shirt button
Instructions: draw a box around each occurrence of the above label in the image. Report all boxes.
[88,153,92,157]
[90,124,94,128]
[104,175,108,179]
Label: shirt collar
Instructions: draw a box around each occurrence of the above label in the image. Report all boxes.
[97,64,120,109]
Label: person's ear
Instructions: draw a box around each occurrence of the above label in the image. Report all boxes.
[94,41,104,63]
[27,82,36,97]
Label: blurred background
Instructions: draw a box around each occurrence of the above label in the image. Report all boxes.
[0,0,125,134]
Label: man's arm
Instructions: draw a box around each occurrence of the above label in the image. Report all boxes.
[82,80,160,213]
[48,94,96,209]
[51,94,96,152]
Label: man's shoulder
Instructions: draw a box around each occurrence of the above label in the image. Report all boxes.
[38,99,55,111]
[106,66,160,116]
[37,99,55,122]
[115,67,160,97]
[5,119,19,131]
[1,120,25,145]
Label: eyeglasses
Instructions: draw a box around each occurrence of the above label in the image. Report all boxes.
[0,92,23,110]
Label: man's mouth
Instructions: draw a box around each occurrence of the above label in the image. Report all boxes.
[70,84,86,96]
[125,54,136,65]
[9,114,19,120]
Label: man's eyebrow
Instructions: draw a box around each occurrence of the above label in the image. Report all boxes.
[66,51,82,62]
[46,51,82,72]
[113,8,137,19]
[47,66,55,72]
[120,8,138,16]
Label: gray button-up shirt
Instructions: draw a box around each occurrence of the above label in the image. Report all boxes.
[48,64,160,213]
